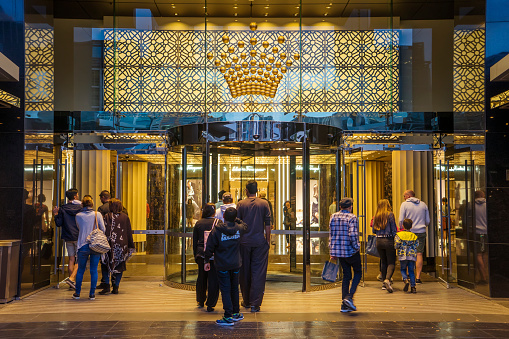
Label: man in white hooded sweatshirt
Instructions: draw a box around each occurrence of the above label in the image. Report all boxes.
[216,192,236,222]
[399,190,430,284]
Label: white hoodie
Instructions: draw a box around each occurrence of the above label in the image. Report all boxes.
[398,197,430,233]
[215,203,236,222]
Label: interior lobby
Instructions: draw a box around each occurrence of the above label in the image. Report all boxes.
[1,0,509,308]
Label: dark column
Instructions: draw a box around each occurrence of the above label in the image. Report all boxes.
[485,0,509,298]
[0,0,25,242]
[302,133,310,292]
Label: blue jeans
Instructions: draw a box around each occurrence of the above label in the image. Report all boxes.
[400,260,416,287]
[338,251,362,300]
[101,263,123,287]
[75,244,101,296]
[217,268,240,318]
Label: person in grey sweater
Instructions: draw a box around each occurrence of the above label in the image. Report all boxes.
[398,190,430,284]
[73,196,106,300]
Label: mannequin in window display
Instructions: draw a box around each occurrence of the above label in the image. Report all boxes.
[187,181,195,200]
[311,184,319,224]
[474,190,488,284]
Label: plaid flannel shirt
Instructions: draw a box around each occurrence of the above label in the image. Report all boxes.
[329,210,360,258]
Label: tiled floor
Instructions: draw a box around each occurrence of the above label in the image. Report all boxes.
[1,320,509,338]
[1,276,509,337]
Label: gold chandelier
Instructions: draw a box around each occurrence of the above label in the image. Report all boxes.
[207,22,300,99]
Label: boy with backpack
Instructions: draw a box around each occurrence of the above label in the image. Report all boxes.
[394,218,419,293]
[204,207,248,325]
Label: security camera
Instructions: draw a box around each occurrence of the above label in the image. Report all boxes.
[253,134,260,140]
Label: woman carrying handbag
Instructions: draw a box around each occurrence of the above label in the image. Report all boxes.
[74,196,106,300]
[99,198,135,295]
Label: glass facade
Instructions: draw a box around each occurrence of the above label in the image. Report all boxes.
[3,0,509,297]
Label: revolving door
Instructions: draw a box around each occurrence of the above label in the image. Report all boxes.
[164,121,342,292]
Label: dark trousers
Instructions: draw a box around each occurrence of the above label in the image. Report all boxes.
[376,237,396,281]
[338,251,362,300]
[217,268,240,318]
[195,257,219,307]
[101,263,123,287]
[240,242,269,307]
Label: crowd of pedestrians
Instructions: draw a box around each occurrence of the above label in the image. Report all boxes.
[329,189,430,313]
[51,180,430,323]
[53,189,134,300]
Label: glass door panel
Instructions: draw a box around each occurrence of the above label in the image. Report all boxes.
[165,150,182,284]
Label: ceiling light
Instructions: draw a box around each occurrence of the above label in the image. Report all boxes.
[264,6,269,9]
[265,13,268,16]
[326,6,331,9]
[324,13,328,16]
[175,13,178,16]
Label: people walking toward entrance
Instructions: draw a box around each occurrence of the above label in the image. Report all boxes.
[73,196,105,300]
[53,188,83,289]
[215,192,236,222]
[99,198,135,295]
[395,219,419,294]
[215,190,226,209]
[236,180,271,313]
[329,197,361,313]
[373,199,398,293]
[204,207,248,326]
[283,201,294,247]
[399,190,430,284]
[193,203,220,311]
[97,190,111,216]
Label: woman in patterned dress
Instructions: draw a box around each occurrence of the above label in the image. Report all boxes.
[99,198,135,295]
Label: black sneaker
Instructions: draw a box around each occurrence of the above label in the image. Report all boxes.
[96,282,109,290]
[250,306,260,313]
[206,306,214,312]
[411,286,417,294]
[89,294,95,301]
[232,313,244,321]
[216,317,234,326]
[343,298,357,311]
[403,279,410,292]
[416,279,422,284]
[72,293,80,300]
[341,303,352,313]
[98,285,111,295]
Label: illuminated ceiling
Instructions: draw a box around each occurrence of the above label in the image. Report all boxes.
[49,0,464,21]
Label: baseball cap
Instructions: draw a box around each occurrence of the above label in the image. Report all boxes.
[222,192,232,200]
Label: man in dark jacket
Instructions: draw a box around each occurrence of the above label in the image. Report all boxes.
[236,180,271,313]
[52,188,82,288]
[97,190,111,216]
[204,207,247,326]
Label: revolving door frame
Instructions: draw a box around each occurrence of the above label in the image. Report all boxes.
[165,121,342,292]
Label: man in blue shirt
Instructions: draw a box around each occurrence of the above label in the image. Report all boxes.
[329,197,362,313]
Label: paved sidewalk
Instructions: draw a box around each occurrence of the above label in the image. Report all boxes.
[0,278,508,337]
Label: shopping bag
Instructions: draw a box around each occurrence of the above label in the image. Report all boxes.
[366,235,379,257]
[321,260,339,282]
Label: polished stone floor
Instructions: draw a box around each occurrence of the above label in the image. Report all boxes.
[1,276,509,338]
[1,320,509,338]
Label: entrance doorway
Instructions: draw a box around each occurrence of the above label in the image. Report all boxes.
[165,121,342,292]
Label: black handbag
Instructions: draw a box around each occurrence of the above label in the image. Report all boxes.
[366,235,379,257]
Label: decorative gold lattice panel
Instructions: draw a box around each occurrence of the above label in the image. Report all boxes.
[453,29,485,113]
[25,25,54,112]
[104,29,399,114]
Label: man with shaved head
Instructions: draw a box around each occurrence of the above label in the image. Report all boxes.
[398,189,430,284]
